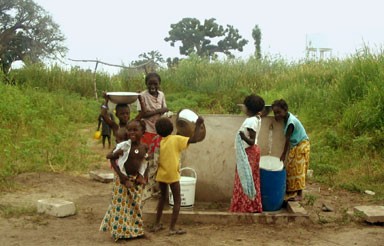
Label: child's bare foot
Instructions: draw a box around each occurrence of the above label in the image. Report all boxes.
[288,196,302,202]
[136,175,147,185]
[168,228,186,236]
[149,224,164,233]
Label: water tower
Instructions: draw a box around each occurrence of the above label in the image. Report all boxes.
[306,34,332,60]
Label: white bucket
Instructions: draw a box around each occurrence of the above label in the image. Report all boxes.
[260,155,284,171]
[169,167,197,208]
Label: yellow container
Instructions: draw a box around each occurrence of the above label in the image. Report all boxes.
[93,130,101,140]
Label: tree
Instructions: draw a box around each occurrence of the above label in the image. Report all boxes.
[0,0,67,73]
[252,25,262,59]
[166,57,180,69]
[164,18,248,59]
[130,50,164,73]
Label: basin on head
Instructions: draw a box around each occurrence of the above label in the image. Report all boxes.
[106,92,139,104]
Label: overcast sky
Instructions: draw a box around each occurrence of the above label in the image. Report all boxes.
[32,0,384,74]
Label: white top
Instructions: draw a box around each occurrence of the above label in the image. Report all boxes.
[113,140,131,176]
[238,116,261,148]
[113,139,147,176]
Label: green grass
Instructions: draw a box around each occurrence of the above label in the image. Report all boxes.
[0,204,37,218]
[1,49,384,200]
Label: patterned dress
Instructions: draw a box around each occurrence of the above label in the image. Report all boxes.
[230,145,263,213]
[285,140,310,200]
[141,133,161,201]
[99,175,144,241]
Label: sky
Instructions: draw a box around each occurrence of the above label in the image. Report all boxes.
[31,0,384,74]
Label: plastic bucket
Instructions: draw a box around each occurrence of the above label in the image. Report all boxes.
[260,156,286,211]
[169,167,197,208]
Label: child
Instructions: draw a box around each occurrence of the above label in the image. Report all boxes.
[106,125,147,187]
[97,107,114,149]
[271,99,310,202]
[100,120,148,241]
[151,116,204,236]
[136,72,169,200]
[230,94,264,213]
[136,72,169,146]
[100,92,130,138]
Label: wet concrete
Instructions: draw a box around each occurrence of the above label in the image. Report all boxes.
[142,198,310,225]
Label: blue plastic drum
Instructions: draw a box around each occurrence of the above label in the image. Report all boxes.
[259,156,286,211]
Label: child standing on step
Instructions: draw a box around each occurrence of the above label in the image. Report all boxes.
[230,94,264,213]
[151,116,204,236]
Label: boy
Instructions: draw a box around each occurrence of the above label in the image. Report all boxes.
[151,116,204,235]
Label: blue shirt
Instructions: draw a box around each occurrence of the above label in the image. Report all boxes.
[284,112,309,147]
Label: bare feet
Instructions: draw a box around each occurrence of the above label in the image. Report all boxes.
[288,196,302,202]
[149,224,164,233]
[168,228,186,236]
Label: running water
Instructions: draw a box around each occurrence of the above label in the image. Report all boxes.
[268,123,273,155]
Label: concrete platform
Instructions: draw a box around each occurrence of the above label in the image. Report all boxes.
[354,205,384,223]
[142,198,310,225]
[89,170,114,183]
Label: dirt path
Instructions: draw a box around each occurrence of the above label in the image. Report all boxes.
[0,137,383,245]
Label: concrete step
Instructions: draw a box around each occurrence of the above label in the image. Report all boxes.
[37,198,76,218]
[354,205,384,223]
[142,199,309,225]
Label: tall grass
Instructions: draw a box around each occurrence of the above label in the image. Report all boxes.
[2,49,384,199]
[0,82,101,189]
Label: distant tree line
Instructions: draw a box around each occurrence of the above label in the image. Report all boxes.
[0,0,262,74]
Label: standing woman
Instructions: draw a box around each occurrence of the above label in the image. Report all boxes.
[136,72,169,200]
[230,94,264,213]
[271,99,310,201]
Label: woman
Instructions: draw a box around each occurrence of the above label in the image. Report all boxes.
[271,99,310,201]
[229,94,264,213]
[136,72,168,200]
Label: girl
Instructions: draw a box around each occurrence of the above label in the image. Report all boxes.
[271,99,310,201]
[107,126,147,187]
[151,116,204,236]
[136,72,169,200]
[99,120,148,241]
[230,94,264,213]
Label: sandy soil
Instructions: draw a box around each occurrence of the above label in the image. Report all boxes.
[0,140,383,246]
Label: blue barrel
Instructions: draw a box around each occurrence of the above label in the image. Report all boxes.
[259,156,286,211]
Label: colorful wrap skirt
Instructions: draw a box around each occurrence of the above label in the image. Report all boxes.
[229,145,263,213]
[285,140,310,198]
[99,175,144,241]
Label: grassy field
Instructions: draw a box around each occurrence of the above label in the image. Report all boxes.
[1,50,383,199]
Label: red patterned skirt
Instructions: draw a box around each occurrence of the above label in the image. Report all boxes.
[141,132,161,154]
[229,145,262,213]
